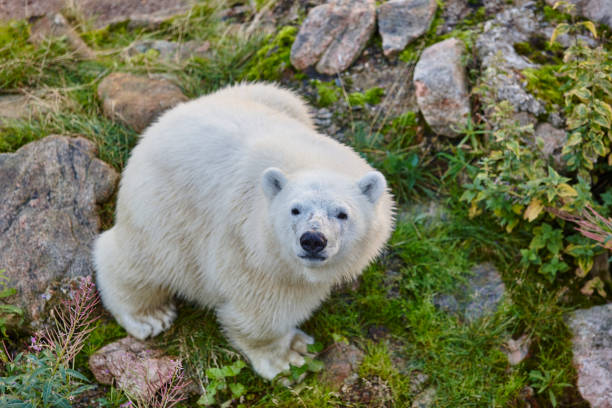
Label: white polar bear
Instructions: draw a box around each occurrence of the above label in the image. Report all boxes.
[93,83,395,379]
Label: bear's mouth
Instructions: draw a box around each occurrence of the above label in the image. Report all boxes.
[299,254,327,261]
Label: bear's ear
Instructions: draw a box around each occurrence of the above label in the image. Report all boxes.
[358,171,386,204]
[261,167,287,200]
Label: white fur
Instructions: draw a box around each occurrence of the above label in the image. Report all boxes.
[93,83,395,379]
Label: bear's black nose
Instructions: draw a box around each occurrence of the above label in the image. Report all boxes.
[300,232,327,254]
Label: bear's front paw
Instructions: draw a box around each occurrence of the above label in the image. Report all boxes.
[248,329,314,380]
[119,303,177,340]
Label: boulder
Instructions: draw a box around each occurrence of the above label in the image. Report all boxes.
[475,4,546,116]
[413,38,470,137]
[290,0,376,75]
[0,135,118,321]
[0,94,58,123]
[89,336,181,400]
[97,72,188,132]
[377,0,437,57]
[534,123,567,169]
[567,303,612,408]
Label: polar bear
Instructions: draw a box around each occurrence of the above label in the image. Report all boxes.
[93,83,394,379]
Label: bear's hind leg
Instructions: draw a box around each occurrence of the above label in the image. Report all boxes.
[93,229,178,340]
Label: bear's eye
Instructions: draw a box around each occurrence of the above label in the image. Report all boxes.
[291,208,300,216]
[337,211,348,220]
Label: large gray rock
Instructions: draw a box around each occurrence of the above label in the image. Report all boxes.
[545,0,612,28]
[0,135,118,321]
[413,38,470,137]
[97,72,187,132]
[567,304,612,408]
[377,0,437,56]
[476,4,546,116]
[125,39,210,62]
[89,337,182,400]
[290,0,376,75]
[434,263,506,321]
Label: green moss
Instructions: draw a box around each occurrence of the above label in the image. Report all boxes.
[243,26,297,81]
[313,80,341,108]
[348,87,385,107]
[522,65,566,110]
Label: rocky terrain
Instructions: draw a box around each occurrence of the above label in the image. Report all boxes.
[0,0,610,407]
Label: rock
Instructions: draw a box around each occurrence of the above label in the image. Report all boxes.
[567,303,612,408]
[544,0,612,28]
[125,40,210,62]
[0,135,118,321]
[290,0,376,75]
[413,38,470,137]
[377,0,437,57]
[320,342,365,388]
[434,263,506,321]
[475,4,547,116]
[97,73,188,132]
[503,334,531,365]
[0,94,57,123]
[89,337,181,400]
[411,387,436,408]
[534,123,567,169]
[439,0,472,34]
[0,0,63,21]
[76,0,192,29]
[30,13,95,59]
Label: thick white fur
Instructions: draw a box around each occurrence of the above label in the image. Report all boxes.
[93,83,394,379]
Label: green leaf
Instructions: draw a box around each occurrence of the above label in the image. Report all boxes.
[229,382,246,398]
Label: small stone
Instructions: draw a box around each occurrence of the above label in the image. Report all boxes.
[125,40,209,62]
[30,13,95,59]
[411,387,436,408]
[413,38,471,137]
[503,334,531,365]
[320,342,365,389]
[377,0,437,57]
[97,73,188,132]
[89,337,181,400]
[0,136,118,321]
[567,303,612,408]
[434,263,506,322]
[290,0,376,75]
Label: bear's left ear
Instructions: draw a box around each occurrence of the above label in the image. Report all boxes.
[358,171,386,204]
[261,167,287,200]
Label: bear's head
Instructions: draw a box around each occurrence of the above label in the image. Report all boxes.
[261,167,387,282]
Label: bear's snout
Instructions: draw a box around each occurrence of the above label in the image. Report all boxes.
[300,232,327,254]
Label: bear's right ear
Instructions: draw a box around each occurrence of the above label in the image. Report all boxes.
[261,167,287,200]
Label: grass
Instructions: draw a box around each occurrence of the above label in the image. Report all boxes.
[0,2,600,407]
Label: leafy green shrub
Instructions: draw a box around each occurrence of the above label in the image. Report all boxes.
[197,360,247,406]
[348,87,385,107]
[460,16,611,289]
